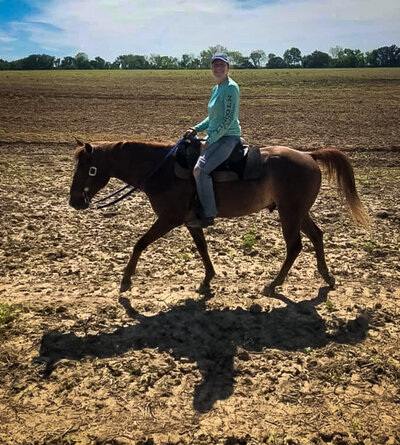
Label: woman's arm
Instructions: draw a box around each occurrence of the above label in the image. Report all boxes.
[207,85,239,145]
[194,116,209,133]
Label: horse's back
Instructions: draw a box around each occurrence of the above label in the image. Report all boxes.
[261,145,317,165]
[261,145,321,177]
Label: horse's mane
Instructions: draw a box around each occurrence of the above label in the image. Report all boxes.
[73,140,174,162]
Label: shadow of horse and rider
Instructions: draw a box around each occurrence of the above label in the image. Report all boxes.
[36,287,368,413]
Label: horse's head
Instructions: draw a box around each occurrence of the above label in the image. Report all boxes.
[69,139,111,210]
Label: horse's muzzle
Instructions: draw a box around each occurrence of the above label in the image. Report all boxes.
[69,196,90,210]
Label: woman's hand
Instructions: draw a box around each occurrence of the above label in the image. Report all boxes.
[183,127,197,140]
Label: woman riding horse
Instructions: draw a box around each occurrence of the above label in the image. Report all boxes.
[184,52,241,228]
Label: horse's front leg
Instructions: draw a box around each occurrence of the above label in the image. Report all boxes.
[186,226,216,286]
[120,217,180,292]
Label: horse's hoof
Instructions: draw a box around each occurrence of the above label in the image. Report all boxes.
[197,281,211,295]
[204,271,216,285]
[326,273,336,288]
[261,285,275,297]
[120,280,132,293]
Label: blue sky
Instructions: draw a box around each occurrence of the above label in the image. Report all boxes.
[0,0,399,61]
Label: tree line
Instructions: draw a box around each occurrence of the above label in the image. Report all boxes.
[0,44,399,70]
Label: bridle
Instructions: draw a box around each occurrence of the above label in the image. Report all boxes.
[80,165,98,205]
[82,138,184,209]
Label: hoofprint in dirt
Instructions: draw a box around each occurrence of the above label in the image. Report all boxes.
[1,69,400,444]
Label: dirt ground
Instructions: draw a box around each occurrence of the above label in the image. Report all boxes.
[0,69,399,445]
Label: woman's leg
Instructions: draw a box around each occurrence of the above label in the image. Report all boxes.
[194,136,240,218]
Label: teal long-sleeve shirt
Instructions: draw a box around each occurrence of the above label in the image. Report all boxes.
[194,77,241,145]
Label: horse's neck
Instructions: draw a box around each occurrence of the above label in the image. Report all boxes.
[110,142,170,186]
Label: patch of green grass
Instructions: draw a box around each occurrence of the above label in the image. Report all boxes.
[360,178,371,188]
[60,155,70,162]
[242,228,257,249]
[265,433,277,444]
[363,241,375,251]
[243,234,256,249]
[0,304,15,325]
[350,417,361,433]
[304,346,316,354]
[325,298,334,312]
[63,435,78,445]
[181,252,191,261]
[337,402,345,414]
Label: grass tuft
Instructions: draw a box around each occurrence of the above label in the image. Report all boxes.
[242,228,257,249]
[0,304,15,325]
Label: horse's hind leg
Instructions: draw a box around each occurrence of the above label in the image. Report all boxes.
[301,214,335,288]
[186,226,215,286]
[263,210,303,296]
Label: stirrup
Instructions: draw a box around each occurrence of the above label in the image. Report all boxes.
[185,216,215,228]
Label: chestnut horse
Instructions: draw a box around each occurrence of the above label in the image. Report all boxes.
[69,139,368,295]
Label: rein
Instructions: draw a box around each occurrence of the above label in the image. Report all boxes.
[92,138,184,209]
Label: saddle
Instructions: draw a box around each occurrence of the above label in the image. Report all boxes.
[174,138,263,182]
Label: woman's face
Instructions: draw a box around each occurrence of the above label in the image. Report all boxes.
[212,60,229,83]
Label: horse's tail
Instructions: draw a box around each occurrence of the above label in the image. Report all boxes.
[309,148,370,228]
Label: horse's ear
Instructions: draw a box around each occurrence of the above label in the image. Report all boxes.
[74,137,84,146]
[84,143,93,154]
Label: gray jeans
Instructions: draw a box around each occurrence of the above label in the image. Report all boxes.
[194,135,241,218]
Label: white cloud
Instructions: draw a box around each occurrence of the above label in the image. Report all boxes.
[15,0,400,59]
[0,29,16,43]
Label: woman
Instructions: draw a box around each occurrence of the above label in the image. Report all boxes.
[184,52,241,228]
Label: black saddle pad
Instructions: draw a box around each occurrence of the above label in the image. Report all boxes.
[176,139,261,180]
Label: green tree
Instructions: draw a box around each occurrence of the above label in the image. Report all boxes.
[60,56,76,69]
[249,50,266,68]
[189,57,201,69]
[0,58,10,69]
[366,44,400,67]
[180,53,200,69]
[109,60,120,70]
[266,56,287,69]
[90,56,106,69]
[74,52,91,69]
[115,55,126,69]
[199,45,229,68]
[11,54,56,70]
[330,47,365,67]
[116,54,150,69]
[302,51,331,68]
[283,47,302,67]
[226,51,252,68]
[149,54,179,69]
[132,55,150,69]
[330,45,343,60]
[342,49,365,67]
[180,53,192,69]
